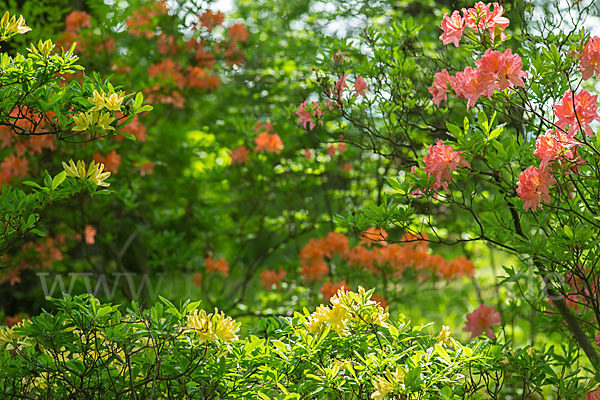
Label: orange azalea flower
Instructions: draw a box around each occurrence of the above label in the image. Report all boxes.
[462,304,501,340]
[138,161,155,177]
[230,146,250,165]
[228,23,249,42]
[371,293,388,309]
[260,268,286,289]
[118,114,147,142]
[300,259,329,281]
[93,150,122,174]
[320,279,349,302]
[323,232,349,259]
[198,10,225,31]
[205,256,229,276]
[65,10,91,31]
[360,227,388,246]
[254,132,283,154]
[192,273,203,287]
[84,225,96,245]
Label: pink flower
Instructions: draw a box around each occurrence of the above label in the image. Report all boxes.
[334,74,347,99]
[496,49,528,90]
[595,332,600,347]
[554,90,600,137]
[428,69,453,106]
[580,36,600,80]
[475,49,527,94]
[462,304,501,340]
[452,66,483,109]
[583,391,600,400]
[84,225,96,245]
[462,2,509,42]
[423,140,470,190]
[354,75,367,97]
[439,10,464,47]
[534,129,578,169]
[296,100,324,131]
[516,166,556,211]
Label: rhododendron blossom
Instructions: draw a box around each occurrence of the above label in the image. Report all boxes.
[462,304,501,340]
[554,90,600,137]
[230,146,250,164]
[334,74,347,99]
[462,2,509,42]
[439,11,464,47]
[516,166,556,211]
[428,69,452,106]
[423,140,470,190]
[354,75,367,97]
[583,391,600,400]
[580,35,600,80]
[254,132,284,153]
[534,129,578,169]
[205,256,229,276]
[260,269,286,289]
[320,280,349,302]
[296,100,324,131]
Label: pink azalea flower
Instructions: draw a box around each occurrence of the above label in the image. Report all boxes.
[516,166,556,211]
[475,49,527,94]
[580,36,600,80]
[423,140,470,190]
[463,2,509,42]
[452,66,485,109]
[84,225,96,245]
[334,74,347,99]
[583,391,600,400]
[534,129,578,169]
[595,332,600,347]
[354,75,368,97]
[296,100,324,131]
[439,10,464,47]
[463,304,501,340]
[428,69,453,106]
[554,90,600,137]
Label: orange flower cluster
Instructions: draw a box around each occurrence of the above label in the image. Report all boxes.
[197,10,225,31]
[254,122,284,154]
[127,1,168,39]
[299,229,474,282]
[205,255,229,277]
[117,115,148,142]
[93,150,122,174]
[320,279,349,302]
[0,237,64,286]
[260,268,286,289]
[299,232,349,281]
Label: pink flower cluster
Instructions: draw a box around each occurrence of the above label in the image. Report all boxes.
[462,304,501,340]
[516,166,556,211]
[423,140,470,190]
[554,90,600,137]
[439,2,509,47]
[533,129,579,170]
[580,35,600,81]
[429,49,528,109]
[296,100,324,131]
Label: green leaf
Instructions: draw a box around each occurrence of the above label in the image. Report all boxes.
[134,92,143,111]
[487,126,504,143]
[51,171,67,190]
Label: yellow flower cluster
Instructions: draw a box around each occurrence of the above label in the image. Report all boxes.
[0,320,29,351]
[435,325,454,347]
[62,159,111,187]
[0,11,31,41]
[28,39,54,58]
[70,89,125,132]
[88,89,124,112]
[304,287,389,336]
[371,366,405,400]
[187,308,240,344]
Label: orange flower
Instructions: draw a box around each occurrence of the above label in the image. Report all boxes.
[228,23,249,42]
[230,146,250,165]
[84,225,96,245]
[254,132,284,154]
[260,268,286,289]
[323,232,349,259]
[320,279,349,302]
[371,293,388,309]
[93,150,122,174]
[118,114,147,142]
[65,10,91,31]
[138,161,155,177]
[205,256,229,276]
[360,227,388,246]
[198,10,225,31]
[192,273,203,287]
[300,259,329,281]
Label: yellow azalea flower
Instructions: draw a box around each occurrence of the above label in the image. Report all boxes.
[72,112,92,131]
[187,308,240,344]
[435,325,453,346]
[94,111,115,131]
[0,12,31,40]
[62,160,111,187]
[88,89,106,111]
[87,161,111,187]
[371,376,393,400]
[62,159,87,179]
[104,92,125,111]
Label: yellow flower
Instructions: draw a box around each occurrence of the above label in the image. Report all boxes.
[62,159,87,179]
[87,161,111,187]
[72,112,92,131]
[0,12,31,40]
[0,320,29,351]
[88,89,124,112]
[94,111,115,131]
[62,160,111,187]
[371,375,393,400]
[435,325,453,347]
[187,308,240,344]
